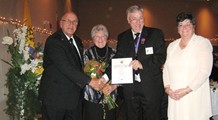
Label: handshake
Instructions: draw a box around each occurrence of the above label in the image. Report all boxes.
[88,78,106,91]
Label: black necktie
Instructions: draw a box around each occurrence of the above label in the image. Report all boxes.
[134,33,140,75]
[134,33,140,57]
[69,38,80,56]
[134,33,140,46]
[69,38,83,67]
[69,38,73,44]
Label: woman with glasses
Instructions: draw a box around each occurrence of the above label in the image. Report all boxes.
[163,12,213,120]
[83,24,117,120]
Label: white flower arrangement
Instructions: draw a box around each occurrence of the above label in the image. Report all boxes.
[1,26,44,120]
[2,36,13,45]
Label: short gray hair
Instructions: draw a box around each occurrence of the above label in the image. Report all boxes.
[91,24,109,39]
[126,5,144,19]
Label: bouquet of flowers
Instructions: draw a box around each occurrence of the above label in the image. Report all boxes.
[84,60,118,110]
[1,26,43,120]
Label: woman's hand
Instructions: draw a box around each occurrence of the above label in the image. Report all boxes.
[173,86,192,100]
[165,87,178,100]
[166,86,192,100]
[102,84,118,95]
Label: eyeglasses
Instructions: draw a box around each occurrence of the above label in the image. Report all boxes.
[61,19,78,25]
[94,35,107,39]
[129,17,144,23]
[178,23,193,29]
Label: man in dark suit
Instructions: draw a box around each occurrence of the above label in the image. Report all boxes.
[105,5,166,120]
[38,11,104,120]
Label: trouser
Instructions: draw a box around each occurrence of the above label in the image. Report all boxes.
[41,102,82,120]
[125,96,161,120]
[83,100,116,120]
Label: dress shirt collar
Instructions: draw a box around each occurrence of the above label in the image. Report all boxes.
[131,30,141,38]
[63,33,73,41]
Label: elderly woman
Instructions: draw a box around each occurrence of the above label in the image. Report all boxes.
[83,24,117,120]
[163,12,213,120]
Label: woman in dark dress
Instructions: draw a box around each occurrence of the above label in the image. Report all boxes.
[83,24,117,120]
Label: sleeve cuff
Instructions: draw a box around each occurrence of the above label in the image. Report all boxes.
[102,74,109,83]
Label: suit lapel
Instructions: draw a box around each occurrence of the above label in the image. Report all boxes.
[73,36,83,58]
[127,30,136,57]
[58,31,83,67]
[126,27,149,58]
[137,27,149,59]
[140,27,149,45]
[73,36,84,66]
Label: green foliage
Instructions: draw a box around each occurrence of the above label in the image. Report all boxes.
[2,26,43,120]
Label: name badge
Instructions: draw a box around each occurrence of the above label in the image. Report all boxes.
[145,47,153,55]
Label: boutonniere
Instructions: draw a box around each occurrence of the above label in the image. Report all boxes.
[141,38,146,44]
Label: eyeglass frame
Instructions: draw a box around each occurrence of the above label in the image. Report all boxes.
[61,19,78,25]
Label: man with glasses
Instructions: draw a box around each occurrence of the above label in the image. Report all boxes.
[38,11,105,120]
[104,5,166,120]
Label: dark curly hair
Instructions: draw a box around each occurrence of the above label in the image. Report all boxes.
[176,12,195,26]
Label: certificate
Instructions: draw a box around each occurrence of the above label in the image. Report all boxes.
[111,58,133,84]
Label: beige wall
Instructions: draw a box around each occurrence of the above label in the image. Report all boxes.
[76,0,218,40]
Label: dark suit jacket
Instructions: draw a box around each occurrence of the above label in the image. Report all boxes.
[38,29,91,110]
[111,26,166,100]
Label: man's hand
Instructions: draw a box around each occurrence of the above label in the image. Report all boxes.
[130,60,143,71]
